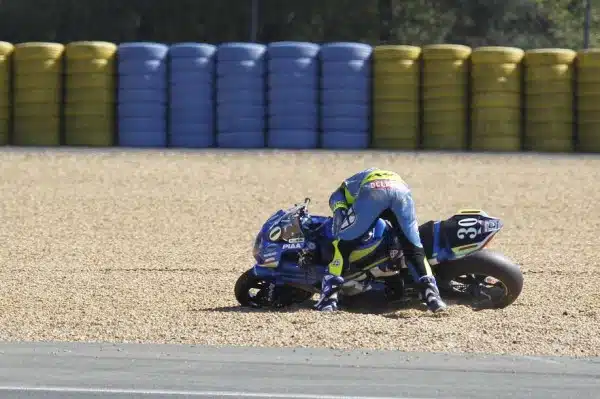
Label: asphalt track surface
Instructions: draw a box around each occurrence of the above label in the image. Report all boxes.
[0,342,599,399]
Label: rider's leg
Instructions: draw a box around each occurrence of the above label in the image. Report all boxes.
[389,189,447,313]
[316,188,387,311]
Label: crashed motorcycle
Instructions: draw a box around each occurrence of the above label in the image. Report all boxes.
[234,198,523,310]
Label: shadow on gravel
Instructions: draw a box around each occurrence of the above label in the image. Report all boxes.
[336,290,487,315]
[196,301,315,314]
[199,291,486,315]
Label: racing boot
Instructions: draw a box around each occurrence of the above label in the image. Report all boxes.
[315,274,344,311]
[315,238,356,311]
[419,275,448,313]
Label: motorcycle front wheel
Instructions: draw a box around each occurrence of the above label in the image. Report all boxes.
[234,268,314,308]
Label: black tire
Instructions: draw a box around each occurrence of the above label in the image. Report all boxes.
[234,268,313,308]
[434,249,523,308]
[234,269,263,307]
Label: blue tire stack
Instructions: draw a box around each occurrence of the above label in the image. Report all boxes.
[169,43,216,148]
[320,42,373,149]
[216,43,266,148]
[117,42,169,147]
[266,42,320,148]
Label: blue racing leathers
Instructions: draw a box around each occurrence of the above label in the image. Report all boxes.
[314,167,447,313]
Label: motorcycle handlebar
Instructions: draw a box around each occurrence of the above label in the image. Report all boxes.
[301,197,310,214]
[293,197,311,216]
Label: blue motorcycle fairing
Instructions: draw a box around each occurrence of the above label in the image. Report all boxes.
[253,207,309,266]
[253,261,328,288]
[432,221,455,263]
[262,209,287,232]
[253,216,395,289]
[254,235,308,268]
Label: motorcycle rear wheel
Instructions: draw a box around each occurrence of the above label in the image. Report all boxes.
[234,268,314,308]
[435,250,523,309]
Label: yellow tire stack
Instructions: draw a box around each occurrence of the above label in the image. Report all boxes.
[524,48,576,152]
[575,49,600,152]
[421,44,472,150]
[470,47,524,151]
[0,42,14,145]
[13,42,64,146]
[372,45,421,149]
[65,41,117,146]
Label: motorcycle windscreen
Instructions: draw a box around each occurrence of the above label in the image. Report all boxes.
[278,214,305,243]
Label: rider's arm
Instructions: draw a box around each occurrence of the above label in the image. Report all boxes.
[328,184,348,213]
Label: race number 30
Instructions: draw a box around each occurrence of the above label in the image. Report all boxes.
[457,217,479,239]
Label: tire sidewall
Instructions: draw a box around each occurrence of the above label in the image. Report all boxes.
[434,250,524,308]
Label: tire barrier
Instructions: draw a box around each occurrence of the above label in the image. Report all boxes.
[169,43,216,148]
[524,48,577,152]
[372,45,421,150]
[65,41,117,146]
[2,41,600,152]
[266,41,319,149]
[575,49,600,153]
[470,46,524,151]
[216,43,266,148]
[0,42,13,145]
[320,42,372,149]
[421,44,472,150]
[13,42,64,146]
[117,42,169,147]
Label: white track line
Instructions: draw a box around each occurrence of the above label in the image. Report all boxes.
[0,386,428,399]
